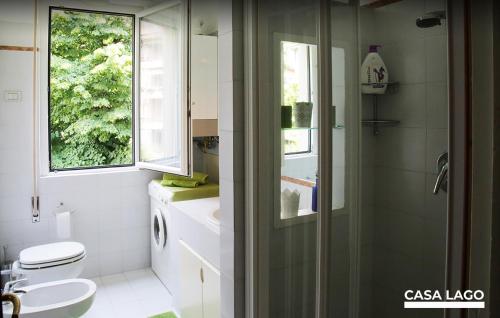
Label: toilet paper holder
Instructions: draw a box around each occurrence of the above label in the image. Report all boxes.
[52,202,76,215]
[53,202,74,239]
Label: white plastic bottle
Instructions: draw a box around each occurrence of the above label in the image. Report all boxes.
[361,45,389,94]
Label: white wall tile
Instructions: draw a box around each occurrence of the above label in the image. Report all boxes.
[0,220,26,245]
[220,130,244,183]
[426,82,448,129]
[220,272,235,318]
[372,0,426,44]
[424,173,448,221]
[99,229,123,254]
[425,0,446,13]
[0,194,32,222]
[374,208,424,255]
[99,251,123,276]
[122,226,149,251]
[74,227,100,257]
[81,255,100,279]
[362,4,450,316]
[425,35,448,83]
[375,127,427,172]
[381,39,426,84]
[374,168,426,215]
[23,218,50,246]
[218,31,234,84]
[378,84,426,128]
[425,128,448,173]
[121,247,150,273]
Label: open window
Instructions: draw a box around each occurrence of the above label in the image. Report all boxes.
[136,0,191,176]
[42,1,191,176]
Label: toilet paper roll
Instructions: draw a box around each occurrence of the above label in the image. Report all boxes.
[56,211,72,239]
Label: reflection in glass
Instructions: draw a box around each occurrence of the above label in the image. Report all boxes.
[278,37,318,226]
[332,46,346,210]
[282,41,316,155]
[140,5,182,168]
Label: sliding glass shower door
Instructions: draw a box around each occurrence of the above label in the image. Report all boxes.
[254,0,320,316]
[252,0,451,317]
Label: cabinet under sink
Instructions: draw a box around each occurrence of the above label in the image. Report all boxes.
[179,240,220,318]
[169,197,221,318]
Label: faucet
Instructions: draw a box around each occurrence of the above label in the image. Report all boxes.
[3,278,28,294]
[433,152,448,195]
[1,292,21,317]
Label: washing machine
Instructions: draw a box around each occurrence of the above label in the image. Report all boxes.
[149,181,179,297]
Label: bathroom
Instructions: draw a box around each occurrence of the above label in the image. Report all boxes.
[1,0,499,317]
[0,0,238,317]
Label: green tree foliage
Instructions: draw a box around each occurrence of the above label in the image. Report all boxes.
[50,10,133,169]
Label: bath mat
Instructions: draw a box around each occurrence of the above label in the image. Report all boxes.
[148,311,177,318]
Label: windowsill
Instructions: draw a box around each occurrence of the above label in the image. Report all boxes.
[281,209,317,220]
[275,207,347,228]
[40,165,143,178]
[284,152,317,160]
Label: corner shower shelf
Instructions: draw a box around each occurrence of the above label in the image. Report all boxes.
[362,82,401,135]
[362,119,400,126]
[361,81,400,94]
[282,125,344,131]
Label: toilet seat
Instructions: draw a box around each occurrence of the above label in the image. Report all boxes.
[19,242,86,270]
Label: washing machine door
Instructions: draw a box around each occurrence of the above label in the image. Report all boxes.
[153,208,167,250]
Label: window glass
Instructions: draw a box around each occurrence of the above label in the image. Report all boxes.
[281,41,315,154]
[49,9,134,171]
[138,2,189,175]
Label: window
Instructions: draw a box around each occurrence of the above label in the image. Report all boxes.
[138,4,186,171]
[45,2,190,176]
[281,41,316,155]
[48,8,135,171]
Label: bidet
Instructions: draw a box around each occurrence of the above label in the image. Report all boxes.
[2,279,96,318]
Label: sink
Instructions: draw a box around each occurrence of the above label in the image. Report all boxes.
[206,208,220,232]
[2,279,96,318]
[207,209,220,225]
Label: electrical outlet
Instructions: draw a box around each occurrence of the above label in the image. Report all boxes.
[3,90,22,102]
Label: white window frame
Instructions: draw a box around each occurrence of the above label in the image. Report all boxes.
[135,0,191,175]
[37,0,191,177]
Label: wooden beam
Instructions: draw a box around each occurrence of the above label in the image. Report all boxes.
[280,175,315,188]
[0,45,37,52]
[359,0,402,8]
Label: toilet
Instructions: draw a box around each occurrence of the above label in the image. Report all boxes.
[13,241,86,285]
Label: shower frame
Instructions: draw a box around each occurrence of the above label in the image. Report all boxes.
[244,1,473,318]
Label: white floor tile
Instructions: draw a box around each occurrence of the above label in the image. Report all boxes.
[139,297,175,317]
[100,273,135,304]
[82,268,174,318]
[125,268,171,301]
[111,300,144,318]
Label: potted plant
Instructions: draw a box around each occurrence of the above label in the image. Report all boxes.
[292,102,313,128]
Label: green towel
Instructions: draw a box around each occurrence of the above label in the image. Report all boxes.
[149,311,177,318]
[161,179,199,188]
[162,171,209,185]
[155,180,219,202]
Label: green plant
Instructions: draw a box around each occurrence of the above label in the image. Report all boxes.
[49,10,133,169]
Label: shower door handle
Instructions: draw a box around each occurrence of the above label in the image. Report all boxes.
[433,152,448,195]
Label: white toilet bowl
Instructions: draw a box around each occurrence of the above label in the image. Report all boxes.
[13,242,86,285]
[2,278,96,318]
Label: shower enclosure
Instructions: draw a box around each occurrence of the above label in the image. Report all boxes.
[247,0,470,317]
